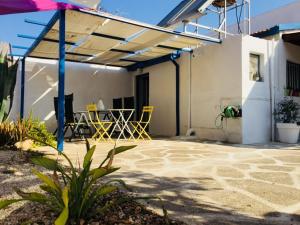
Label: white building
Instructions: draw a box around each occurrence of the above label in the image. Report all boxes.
[8,0,300,144]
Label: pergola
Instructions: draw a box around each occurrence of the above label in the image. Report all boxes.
[9,5,221,151]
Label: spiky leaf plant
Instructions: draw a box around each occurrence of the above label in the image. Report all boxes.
[0,115,55,147]
[0,138,137,225]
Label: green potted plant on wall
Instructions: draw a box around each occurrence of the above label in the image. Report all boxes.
[274,97,300,144]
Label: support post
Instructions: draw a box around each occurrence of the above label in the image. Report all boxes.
[171,57,180,136]
[20,57,26,119]
[57,10,66,152]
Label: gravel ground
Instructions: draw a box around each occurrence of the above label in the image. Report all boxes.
[0,149,186,225]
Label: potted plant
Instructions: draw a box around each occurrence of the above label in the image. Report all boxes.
[274,97,300,144]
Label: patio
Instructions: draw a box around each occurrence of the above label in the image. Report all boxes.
[36,140,300,225]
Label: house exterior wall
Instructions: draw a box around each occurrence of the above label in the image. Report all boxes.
[131,36,244,142]
[130,35,275,144]
[131,62,177,137]
[241,36,273,144]
[9,58,132,132]
[187,36,243,143]
[275,40,300,106]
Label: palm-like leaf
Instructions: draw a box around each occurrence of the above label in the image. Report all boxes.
[55,186,69,225]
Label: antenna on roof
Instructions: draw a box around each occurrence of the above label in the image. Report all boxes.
[158,0,251,41]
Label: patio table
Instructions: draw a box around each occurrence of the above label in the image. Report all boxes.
[73,111,90,138]
[108,109,135,141]
[74,109,134,141]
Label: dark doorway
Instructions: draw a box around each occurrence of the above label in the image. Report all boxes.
[136,73,149,120]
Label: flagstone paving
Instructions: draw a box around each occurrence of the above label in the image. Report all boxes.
[38,140,300,225]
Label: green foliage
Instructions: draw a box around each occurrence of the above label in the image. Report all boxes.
[0,140,137,225]
[0,117,30,146]
[0,48,19,122]
[0,115,55,147]
[274,97,299,123]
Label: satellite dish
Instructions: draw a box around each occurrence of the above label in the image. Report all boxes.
[70,0,101,9]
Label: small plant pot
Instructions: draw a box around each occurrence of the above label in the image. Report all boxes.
[277,123,300,144]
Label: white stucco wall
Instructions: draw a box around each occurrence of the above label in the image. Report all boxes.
[131,61,177,137]
[129,35,275,144]
[241,36,273,144]
[131,36,244,142]
[9,58,132,132]
[187,36,243,143]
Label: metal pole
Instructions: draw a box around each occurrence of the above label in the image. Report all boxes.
[248,0,251,34]
[20,57,26,119]
[57,9,66,152]
[224,0,227,38]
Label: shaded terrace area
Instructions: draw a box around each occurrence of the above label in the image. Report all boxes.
[16,8,221,151]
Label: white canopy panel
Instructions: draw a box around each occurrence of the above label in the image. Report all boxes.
[28,9,216,67]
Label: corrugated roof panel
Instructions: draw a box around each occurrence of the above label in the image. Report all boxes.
[66,54,87,61]
[72,47,102,55]
[160,36,201,49]
[27,9,210,67]
[94,19,142,39]
[130,30,173,45]
[78,36,121,51]
[88,51,128,63]
[125,54,154,62]
[150,46,174,54]
[52,10,106,35]
[30,51,58,59]
[34,42,59,54]
[45,29,86,44]
[111,61,135,67]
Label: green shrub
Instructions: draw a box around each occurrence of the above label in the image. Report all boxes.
[0,140,137,225]
[274,97,299,123]
[0,116,55,148]
[0,118,30,146]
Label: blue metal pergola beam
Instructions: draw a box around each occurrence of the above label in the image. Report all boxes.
[57,10,66,152]
[23,11,60,58]
[24,18,48,26]
[12,45,29,50]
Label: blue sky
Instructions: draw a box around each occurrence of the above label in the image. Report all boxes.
[0,0,297,56]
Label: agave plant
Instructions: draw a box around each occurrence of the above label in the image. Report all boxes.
[0,140,137,225]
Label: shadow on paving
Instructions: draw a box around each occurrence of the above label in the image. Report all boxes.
[110,171,300,225]
[155,137,300,151]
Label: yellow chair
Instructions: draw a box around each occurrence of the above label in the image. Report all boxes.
[130,106,154,140]
[86,104,113,142]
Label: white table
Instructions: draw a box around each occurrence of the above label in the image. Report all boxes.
[74,109,135,141]
[108,109,135,141]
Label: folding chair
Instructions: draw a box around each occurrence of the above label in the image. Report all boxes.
[130,106,154,140]
[54,94,91,141]
[86,104,113,142]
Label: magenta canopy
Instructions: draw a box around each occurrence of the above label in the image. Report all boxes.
[0,0,81,15]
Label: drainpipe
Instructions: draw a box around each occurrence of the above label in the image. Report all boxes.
[171,56,180,136]
[20,57,26,119]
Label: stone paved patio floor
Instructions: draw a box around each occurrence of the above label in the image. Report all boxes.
[38,140,300,225]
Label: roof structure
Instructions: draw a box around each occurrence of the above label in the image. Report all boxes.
[25,9,220,68]
[252,23,300,38]
[157,0,215,28]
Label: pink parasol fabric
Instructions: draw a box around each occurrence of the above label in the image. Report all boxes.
[0,0,82,15]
